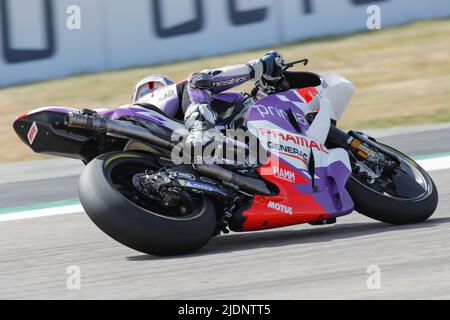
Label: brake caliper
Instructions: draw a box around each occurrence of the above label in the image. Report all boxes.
[347,136,397,182]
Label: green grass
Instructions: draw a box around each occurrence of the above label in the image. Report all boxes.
[1,19,449,163]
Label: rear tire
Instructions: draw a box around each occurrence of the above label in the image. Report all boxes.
[79,152,217,256]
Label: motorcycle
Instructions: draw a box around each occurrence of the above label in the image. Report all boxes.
[13,59,438,256]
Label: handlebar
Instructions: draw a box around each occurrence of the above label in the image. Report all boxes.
[254,57,310,96]
[281,58,309,73]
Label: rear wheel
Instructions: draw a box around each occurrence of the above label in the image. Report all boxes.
[346,143,438,225]
[79,152,216,256]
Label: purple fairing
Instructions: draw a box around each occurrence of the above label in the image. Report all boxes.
[310,162,354,218]
[144,115,167,127]
[245,90,310,134]
[98,106,183,132]
[278,157,353,218]
[100,107,137,119]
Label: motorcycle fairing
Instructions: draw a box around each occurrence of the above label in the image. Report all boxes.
[232,89,354,231]
[99,104,185,132]
[14,107,106,161]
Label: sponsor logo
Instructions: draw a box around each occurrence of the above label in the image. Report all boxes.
[27,121,38,145]
[178,179,227,196]
[254,104,308,126]
[268,201,293,215]
[273,167,296,183]
[213,76,248,88]
[259,128,328,153]
[169,171,196,181]
[267,141,308,164]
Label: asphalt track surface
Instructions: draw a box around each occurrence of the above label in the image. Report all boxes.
[0,127,450,299]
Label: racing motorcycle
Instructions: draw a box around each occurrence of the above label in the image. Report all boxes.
[13,59,438,256]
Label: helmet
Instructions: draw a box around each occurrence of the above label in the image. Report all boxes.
[131,75,175,103]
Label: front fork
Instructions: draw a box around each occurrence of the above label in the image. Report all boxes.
[326,126,377,160]
[326,126,400,174]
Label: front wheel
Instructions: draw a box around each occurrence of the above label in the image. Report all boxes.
[346,142,438,225]
[79,152,217,256]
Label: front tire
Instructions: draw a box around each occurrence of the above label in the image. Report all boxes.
[347,144,438,225]
[79,152,217,256]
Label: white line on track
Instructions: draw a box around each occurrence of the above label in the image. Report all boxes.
[416,155,450,172]
[0,204,83,222]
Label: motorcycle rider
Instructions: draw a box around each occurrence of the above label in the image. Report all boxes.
[132,51,285,149]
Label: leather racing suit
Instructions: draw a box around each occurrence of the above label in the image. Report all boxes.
[134,52,284,148]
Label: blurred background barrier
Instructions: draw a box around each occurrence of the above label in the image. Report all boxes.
[1,0,449,87]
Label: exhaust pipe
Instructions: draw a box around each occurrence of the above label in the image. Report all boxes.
[66,112,273,195]
[65,112,107,130]
[194,163,272,196]
[65,112,175,150]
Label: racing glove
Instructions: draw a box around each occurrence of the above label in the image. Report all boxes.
[248,51,285,82]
